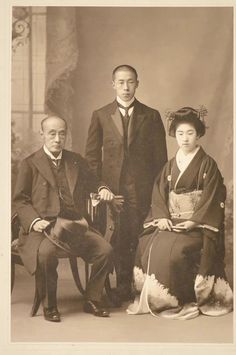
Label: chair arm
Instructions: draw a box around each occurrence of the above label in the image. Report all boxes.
[88,193,124,244]
[11,238,20,252]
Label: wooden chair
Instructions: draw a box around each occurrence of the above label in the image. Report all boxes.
[88,194,123,297]
[11,214,90,316]
[11,195,122,316]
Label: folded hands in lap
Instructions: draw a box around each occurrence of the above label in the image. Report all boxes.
[156,219,197,232]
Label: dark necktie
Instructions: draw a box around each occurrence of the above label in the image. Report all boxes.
[117,101,135,119]
[52,159,61,168]
[117,101,135,152]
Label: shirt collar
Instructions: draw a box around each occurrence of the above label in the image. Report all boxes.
[116,96,135,108]
[43,145,62,160]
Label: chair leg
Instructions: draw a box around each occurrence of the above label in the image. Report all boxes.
[85,262,89,287]
[30,287,41,317]
[69,257,86,295]
[30,276,42,317]
[104,274,113,299]
[11,261,15,293]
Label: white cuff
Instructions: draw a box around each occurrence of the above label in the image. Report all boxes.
[98,186,111,193]
[29,218,41,233]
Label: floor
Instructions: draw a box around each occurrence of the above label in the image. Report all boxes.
[10,258,234,346]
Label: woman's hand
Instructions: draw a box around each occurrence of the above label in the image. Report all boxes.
[172,220,198,232]
[157,218,173,231]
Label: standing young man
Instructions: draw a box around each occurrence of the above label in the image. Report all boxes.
[85,65,168,303]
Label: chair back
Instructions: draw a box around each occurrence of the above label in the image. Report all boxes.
[11,213,20,242]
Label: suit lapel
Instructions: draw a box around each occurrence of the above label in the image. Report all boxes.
[110,102,123,143]
[31,149,79,196]
[63,151,79,196]
[31,148,56,187]
[128,101,146,146]
[109,100,146,146]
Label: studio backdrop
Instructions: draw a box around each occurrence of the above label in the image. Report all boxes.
[12,6,233,284]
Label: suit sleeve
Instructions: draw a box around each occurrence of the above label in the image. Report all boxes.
[79,156,110,195]
[151,111,168,177]
[13,159,40,233]
[85,110,103,179]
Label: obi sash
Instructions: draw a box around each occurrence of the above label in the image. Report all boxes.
[168,190,202,220]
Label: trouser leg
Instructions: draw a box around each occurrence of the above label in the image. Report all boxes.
[36,238,59,309]
[74,229,113,302]
[134,240,143,270]
[117,206,141,289]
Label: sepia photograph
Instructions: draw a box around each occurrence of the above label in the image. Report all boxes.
[0,1,235,354]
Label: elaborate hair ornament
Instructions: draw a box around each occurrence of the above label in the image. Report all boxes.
[165,109,175,121]
[165,109,177,133]
[196,105,208,123]
[165,106,208,123]
[165,105,208,137]
[165,109,176,127]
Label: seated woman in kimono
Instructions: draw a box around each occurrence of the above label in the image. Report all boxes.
[127,106,233,320]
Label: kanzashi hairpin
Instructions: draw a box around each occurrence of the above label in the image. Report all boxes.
[197,105,208,122]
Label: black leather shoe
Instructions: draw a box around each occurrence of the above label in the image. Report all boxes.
[83,300,110,317]
[43,307,61,322]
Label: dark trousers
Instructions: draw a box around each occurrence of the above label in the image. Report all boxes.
[115,177,143,290]
[35,229,113,308]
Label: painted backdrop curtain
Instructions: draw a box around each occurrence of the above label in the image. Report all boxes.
[45,7,233,284]
[45,6,79,133]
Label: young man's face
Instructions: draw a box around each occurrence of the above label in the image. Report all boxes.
[112,70,139,102]
[40,116,67,157]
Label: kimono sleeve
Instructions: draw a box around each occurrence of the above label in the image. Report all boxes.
[146,161,171,222]
[191,157,226,229]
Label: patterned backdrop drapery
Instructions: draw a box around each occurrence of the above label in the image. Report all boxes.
[45,6,79,137]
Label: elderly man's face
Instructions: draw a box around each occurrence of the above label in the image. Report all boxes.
[40,116,67,156]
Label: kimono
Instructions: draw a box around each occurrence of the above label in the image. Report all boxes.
[127,146,233,320]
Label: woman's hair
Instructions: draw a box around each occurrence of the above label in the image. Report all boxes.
[168,107,206,137]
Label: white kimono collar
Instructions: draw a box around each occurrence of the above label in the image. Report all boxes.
[176,146,200,172]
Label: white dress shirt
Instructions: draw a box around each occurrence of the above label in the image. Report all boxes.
[117,96,135,117]
[43,145,62,165]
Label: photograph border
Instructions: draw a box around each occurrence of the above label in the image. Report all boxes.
[1,0,235,354]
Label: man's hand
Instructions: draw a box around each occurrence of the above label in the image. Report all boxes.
[157,218,173,231]
[98,188,114,202]
[33,219,50,233]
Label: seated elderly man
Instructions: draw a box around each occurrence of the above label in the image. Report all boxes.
[13,115,114,322]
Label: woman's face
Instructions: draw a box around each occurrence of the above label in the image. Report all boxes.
[175,122,199,154]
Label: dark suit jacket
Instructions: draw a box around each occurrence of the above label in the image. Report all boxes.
[13,148,103,274]
[85,99,168,218]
